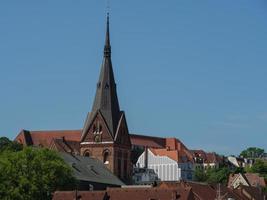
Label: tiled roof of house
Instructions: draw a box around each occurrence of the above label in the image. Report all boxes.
[52,181,266,200]
[186,182,216,200]
[149,138,193,163]
[228,173,266,188]
[52,187,182,200]
[190,150,222,164]
[233,185,266,200]
[52,191,106,200]
[159,181,216,200]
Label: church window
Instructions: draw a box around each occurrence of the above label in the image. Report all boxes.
[93,124,96,133]
[84,151,91,157]
[103,150,110,164]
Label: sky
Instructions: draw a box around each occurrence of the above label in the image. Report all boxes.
[0,1,267,155]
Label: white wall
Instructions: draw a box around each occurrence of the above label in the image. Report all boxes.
[137,149,192,181]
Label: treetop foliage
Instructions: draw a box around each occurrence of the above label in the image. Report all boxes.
[240,147,265,158]
[0,137,76,200]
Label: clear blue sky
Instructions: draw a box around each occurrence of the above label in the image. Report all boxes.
[1,1,267,155]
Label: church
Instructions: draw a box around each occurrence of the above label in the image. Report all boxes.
[16,14,132,182]
[15,14,199,184]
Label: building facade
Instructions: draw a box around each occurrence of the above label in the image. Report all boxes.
[136,138,194,181]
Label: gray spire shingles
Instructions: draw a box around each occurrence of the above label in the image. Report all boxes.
[82,14,121,139]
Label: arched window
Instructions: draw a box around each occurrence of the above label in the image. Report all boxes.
[103,150,110,164]
[84,150,91,157]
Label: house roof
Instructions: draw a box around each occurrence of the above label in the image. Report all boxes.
[159,181,216,200]
[191,150,222,164]
[149,138,193,163]
[52,187,181,200]
[233,185,266,200]
[59,152,125,186]
[228,173,266,188]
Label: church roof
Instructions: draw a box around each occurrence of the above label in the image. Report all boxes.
[60,152,125,186]
[82,14,121,140]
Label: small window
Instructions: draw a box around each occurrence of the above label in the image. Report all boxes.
[103,151,109,164]
[93,124,96,133]
[84,151,91,157]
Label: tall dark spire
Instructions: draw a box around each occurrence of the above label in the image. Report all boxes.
[82,14,121,138]
[104,13,111,57]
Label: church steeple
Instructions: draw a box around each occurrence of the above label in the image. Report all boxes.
[104,13,111,57]
[80,14,132,181]
[82,14,120,139]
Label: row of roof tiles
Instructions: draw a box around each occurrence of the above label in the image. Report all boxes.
[52,181,266,200]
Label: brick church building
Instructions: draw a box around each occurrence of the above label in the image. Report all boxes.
[16,15,132,182]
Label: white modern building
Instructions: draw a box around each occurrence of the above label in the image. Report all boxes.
[136,148,193,181]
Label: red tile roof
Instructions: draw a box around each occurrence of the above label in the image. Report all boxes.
[228,173,266,188]
[130,134,166,148]
[190,150,222,164]
[159,181,216,200]
[52,188,181,200]
[15,129,81,148]
[149,138,193,163]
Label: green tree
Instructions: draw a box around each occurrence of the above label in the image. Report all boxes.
[194,167,207,182]
[0,137,22,152]
[246,159,267,179]
[194,167,230,184]
[0,147,76,200]
[240,147,265,158]
[206,167,230,184]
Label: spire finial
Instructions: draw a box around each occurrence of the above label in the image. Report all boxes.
[104,11,111,57]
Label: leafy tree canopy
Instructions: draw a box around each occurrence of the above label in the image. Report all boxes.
[0,137,22,152]
[194,167,230,184]
[246,159,267,179]
[0,147,76,200]
[240,147,265,158]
